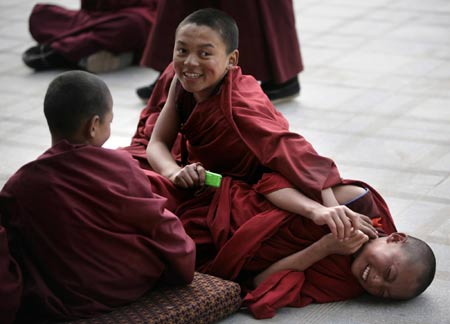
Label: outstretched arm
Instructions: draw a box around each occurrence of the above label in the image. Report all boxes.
[265,186,378,240]
[147,77,205,188]
[254,230,369,286]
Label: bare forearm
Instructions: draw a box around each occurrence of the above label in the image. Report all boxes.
[147,141,181,179]
[265,188,324,219]
[253,230,369,287]
[265,186,377,240]
[321,187,339,206]
[147,76,182,180]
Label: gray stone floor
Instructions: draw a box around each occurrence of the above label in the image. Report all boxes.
[0,0,449,323]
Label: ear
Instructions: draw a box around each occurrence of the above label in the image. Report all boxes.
[227,49,239,69]
[87,115,101,140]
[386,232,408,243]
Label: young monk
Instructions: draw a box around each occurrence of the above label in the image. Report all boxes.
[0,70,196,323]
[122,8,436,318]
[146,8,377,240]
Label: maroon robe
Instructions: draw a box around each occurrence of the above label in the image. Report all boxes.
[0,224,22,324]
[127,63,340,203]
[29,0,157,62]
[181,174,395,319]
[0,141,195,322]
[122,63,397,318]
[140,0,303,84]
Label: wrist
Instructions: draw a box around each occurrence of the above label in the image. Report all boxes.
[315,235,334,257]
[305,205,323,223]
[164,167,181,181]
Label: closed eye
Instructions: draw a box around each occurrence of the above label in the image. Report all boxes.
[385,266,396,283]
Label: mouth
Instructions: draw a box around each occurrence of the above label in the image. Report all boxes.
[183,72,201,79]
[362,264,370,282]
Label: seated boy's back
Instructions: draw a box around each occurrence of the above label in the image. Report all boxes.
[0,71,195,322]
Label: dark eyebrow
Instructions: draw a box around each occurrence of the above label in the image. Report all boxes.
[176,40,215,49]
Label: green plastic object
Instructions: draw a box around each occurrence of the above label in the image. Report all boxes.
[205,170,222,187]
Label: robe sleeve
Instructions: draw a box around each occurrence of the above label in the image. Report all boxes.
[130,64,175,148]
[242,257,364,319]
[221,72,342,203]
[0,224,22,324]
[253,172,296,196]
[151,208,196,285]
[243,270,307,319]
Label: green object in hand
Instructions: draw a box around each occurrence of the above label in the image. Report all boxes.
[205,171,222,187]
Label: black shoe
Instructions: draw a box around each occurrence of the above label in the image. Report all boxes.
[136,81,157,102]
[22,44,73,71]
[261,77,300,103]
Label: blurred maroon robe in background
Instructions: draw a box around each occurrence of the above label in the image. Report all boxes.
[28,0,157,62]
[140,0,303,84]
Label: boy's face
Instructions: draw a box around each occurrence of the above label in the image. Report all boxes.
[351,233,421,299]
[173,23,238,102]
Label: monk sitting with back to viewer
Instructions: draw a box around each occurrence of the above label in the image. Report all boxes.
[123,8,436,319]
[0,70,196,324]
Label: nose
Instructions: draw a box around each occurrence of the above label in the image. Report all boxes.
[184,54,199,66]
[370,273,383,288]
[368,269,385,289]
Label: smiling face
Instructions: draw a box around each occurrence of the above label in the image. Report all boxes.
[351,233,423,299]
[173,23,238,103]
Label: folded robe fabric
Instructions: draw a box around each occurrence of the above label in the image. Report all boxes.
[0,141,195,322]
[0,224,22,324]
[123,63,397,319]
[28,0,157,62]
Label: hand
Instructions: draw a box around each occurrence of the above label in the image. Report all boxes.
[309,205,378,240]
[320,230,369,256]
[170,163,205,189]
[357,214,378,239]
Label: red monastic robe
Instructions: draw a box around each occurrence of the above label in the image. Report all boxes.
[0,225,22,324]
[123,64,397,319]
[140,0,303,84]
[127,64,341,203]
[29,0,157,62]
[0,141,195,322]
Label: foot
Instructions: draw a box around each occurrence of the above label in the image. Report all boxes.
[79,51,134,74]
[136,81,157,102]
[22,45,73,71]
[261,77,300,104]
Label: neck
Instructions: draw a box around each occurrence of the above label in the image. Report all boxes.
[352,241,369,260]
[51,135,87,146]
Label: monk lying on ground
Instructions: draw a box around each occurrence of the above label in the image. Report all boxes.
[0,70,196,323]
[122,8,436,319]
